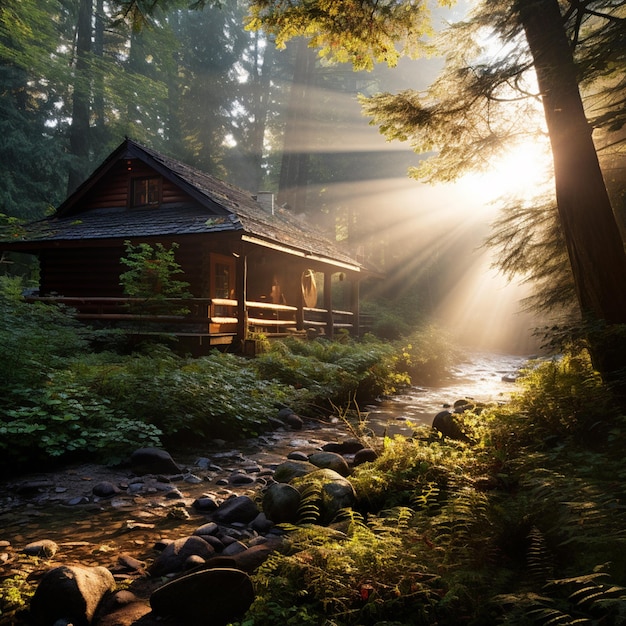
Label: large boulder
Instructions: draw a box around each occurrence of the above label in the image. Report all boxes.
[211,495,259,525]
[130,447,181,475]
[292,469,357,525]
[30,564,115,626]
[432,410,471,443]
[308,451,351,476]
[262,483,301,523]
[353,448,378,466]
[149,536,215,577]
[273,460,318,483]
[150,567,254,626]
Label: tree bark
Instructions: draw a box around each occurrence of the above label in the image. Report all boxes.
[67,0,93,195]
[520,0,626,391]
[519,0,626,325]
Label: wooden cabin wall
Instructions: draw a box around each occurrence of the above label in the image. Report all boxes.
[79,160,196,212]
[38,234,242,300]
[40,247,126,297]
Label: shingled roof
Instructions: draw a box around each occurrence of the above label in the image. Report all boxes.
[5,139,363,270]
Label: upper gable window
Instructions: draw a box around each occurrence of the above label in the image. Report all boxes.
[131,177,161,207]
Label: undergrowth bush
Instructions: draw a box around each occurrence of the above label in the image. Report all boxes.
[0,276,92,389]
[0,376,161,470]
[70,347,304,443]
[254,336,409,408]
[396,324,457,384]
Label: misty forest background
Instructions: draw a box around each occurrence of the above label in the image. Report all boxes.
[0,0,554,353]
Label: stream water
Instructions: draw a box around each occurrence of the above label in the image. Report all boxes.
[0,350,529,579]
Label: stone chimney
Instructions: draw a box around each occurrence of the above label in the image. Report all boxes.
[256,192,275,215]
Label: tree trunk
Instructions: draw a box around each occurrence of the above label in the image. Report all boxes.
[67,0,93,195]
[520,0,626,324]
[519,0,626,388]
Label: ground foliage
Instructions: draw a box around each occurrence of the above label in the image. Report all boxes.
[239,349,626,625]
[0,277,450,472]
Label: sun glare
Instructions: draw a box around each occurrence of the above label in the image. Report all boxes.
[460,138,554,211]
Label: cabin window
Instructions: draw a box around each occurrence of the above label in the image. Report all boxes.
[211,254,235,299]
[131,177,161,207]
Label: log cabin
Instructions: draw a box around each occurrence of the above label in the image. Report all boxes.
[0,138,370,353]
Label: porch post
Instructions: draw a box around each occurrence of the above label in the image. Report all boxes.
[351,277,360,337]
[236,247,247,344]
[324,270,333,339]
[296,268,304,331]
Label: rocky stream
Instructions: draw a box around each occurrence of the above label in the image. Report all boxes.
[0,351,527,626]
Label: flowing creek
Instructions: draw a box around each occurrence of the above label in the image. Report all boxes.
[0,350,529,578]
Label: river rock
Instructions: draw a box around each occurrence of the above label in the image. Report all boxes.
[284,413,303,430]
[96,598,152,626]
[16,480,55,494]
[211,495,259,524]
[22,539,58,558]
[322,439,364,454]
[287,450,309,462]
[226,541,281,572]
[262,483,301,523]
[149,536,215,577]
[130,447,181,475]
[308,451,351,476]
[150,567,254,626]
[250,512,274,533]
[292,469,357,525]
[192,496,219,512]
[432,410,471,442]
[353,448,378,466]
[228,472,256,486]
[92,481,121,498]
[273,459,318,482]
[30,564,115,626]
[193,521,219,537]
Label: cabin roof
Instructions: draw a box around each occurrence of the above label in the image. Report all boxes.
[4,139,363,270]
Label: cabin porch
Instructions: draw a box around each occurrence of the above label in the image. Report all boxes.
[25,295,369,353]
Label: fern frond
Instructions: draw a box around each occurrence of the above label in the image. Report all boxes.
[527,525,554,585]
[296,483,322,525]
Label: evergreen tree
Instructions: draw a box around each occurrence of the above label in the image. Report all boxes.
[0,0,69,219]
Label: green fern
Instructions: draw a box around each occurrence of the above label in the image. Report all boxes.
[527,526,554,586]
[296,483,323,525]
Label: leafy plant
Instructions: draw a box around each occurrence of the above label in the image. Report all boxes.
[0,374,162,469]
[82,348,300,441]
[0,570,35,622]
[0,276,92,389]
[119,240,192,315]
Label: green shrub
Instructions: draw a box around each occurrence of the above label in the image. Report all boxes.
[0,276,92,389]
[0,374,162,470]
[119,240,191,314]
[243,515,443,626]
[81,348,300,442]
[254,337,409,409]
[396,325,456,384]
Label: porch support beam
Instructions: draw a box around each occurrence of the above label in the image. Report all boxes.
[324,270,333,338]
[351,278,360,336]
[235,247,247,344]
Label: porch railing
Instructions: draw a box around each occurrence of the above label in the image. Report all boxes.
[24,296,361,340]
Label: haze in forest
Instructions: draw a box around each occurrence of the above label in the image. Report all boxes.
[279,63,546,355]
[0,1,549,355]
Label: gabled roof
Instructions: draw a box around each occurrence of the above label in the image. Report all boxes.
[4,139,364,271]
